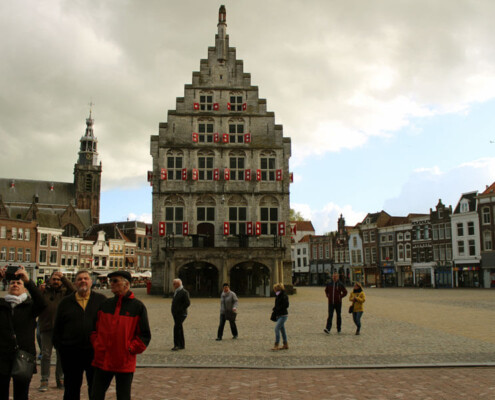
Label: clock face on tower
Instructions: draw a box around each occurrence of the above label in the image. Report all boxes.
[86,153,92,160]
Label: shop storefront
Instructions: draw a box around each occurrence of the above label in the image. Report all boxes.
[454,263,481,288]
[380,262,396,287]
[412,262,435,287]
[364,267,379,287]
[351,268,364,285]
[481,252,495,288]
[434,265,453,288]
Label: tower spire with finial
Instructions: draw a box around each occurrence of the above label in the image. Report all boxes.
[216,5,227,62]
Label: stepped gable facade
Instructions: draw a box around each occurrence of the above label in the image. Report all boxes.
[150,6,292,296]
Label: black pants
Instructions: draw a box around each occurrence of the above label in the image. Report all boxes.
[173,315,187,348]
[325,302,342,332]
[0,373,30,400]
[59,345,95,400]
[91,367,133,400]
[217,313,238,339]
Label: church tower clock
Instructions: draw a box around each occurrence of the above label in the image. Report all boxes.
[74,108,102,224]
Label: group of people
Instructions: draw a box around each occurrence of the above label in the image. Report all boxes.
[0,267,150,400]
[0,266,365,400]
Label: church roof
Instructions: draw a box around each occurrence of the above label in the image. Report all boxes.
[0,178,75,206]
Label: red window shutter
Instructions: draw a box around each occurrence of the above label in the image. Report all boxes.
[224,168,230,181]
[291,224,297,235]
[182,222,189,236]
[214,133,220,143]
[159,222,166,236]
[181,168,187,180]
[247,222,253,236]
[214,168,220,181]
[147,171,153,182]
[222,133,229,143]
[193,103,199,110]
[242,103,247,111]
[192,132,198,142]
[213,103,219,110]
[192,168,198,181]
[146,225,152,237]
[245,169,251,181]
[278,222,286,236]
[256,169,262,181]
[223,222,230,235]
[244,133,251,143]
[276,169,283,181]
[290,172,294,183]
[255,222,261,236]
[227,103,231,110]
[160,168,167,180]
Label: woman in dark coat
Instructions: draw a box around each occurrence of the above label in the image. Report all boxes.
[271,283,289,351]
[0,267,46,400]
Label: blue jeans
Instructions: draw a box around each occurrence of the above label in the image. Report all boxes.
[274,315,288,343]
[353,311,363,330]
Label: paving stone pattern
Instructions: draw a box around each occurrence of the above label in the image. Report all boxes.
[8,286,495,399]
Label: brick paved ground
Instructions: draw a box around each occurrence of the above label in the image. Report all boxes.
[3,286,495,398]
[25,366,495,399]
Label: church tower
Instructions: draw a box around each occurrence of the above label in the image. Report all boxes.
[74,108,102,224]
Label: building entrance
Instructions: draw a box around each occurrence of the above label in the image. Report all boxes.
[179,262,219,297]
[230,262,270,297]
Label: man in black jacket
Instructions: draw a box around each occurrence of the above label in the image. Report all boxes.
[38,271,75,392]
[171,278,190,351]
[324,272,348,334]
[53,270,107,400]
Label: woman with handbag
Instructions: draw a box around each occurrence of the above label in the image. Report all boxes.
[0,267,46,400]
[349,282,365,335]
[271,283,289,351]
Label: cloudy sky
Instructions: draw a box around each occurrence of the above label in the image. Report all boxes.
[1,0,495,234]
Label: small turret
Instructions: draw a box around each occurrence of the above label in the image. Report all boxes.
[216,5,228,62]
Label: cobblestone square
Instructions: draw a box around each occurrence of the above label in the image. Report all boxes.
[19,286,495,398]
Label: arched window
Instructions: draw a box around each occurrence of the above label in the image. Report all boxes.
[63,224,80,238]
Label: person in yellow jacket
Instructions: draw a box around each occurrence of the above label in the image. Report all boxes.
[349,282,365,335]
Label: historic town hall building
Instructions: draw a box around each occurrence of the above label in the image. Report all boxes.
[150,6,292,296]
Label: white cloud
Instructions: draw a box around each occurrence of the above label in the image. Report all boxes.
[291,202,366,235]
[383,157,495,214]
[126,213,152,224]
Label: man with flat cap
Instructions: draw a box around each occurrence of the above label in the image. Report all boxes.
[90,271,151,400]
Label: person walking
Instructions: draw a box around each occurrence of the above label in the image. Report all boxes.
[324,272,348,334]
[90,270,151,400]
[216,283,238,341]
[53,270,107,400]
[38,271,75,392]
[0,266,46,400]
[349,282,366,335]
[271,283,289,351]
[171,278,190,351]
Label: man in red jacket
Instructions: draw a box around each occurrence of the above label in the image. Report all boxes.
[90,271,151,400]
[324,272,348,334]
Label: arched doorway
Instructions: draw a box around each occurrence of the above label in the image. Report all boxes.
[178,262,218,297]
[230,262,270,297]
[196,223,215,247]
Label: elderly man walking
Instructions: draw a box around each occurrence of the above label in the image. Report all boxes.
[171,278,190,351]
[38,271,75,392]
[90,271,151,400]
[53,270,107,400]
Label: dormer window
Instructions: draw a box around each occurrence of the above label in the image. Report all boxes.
[460,200,469,213]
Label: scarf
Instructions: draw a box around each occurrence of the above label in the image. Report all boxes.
[5,293,28,308]
[353,287,363,294]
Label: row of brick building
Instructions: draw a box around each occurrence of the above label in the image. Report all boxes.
[292,184,495,289]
